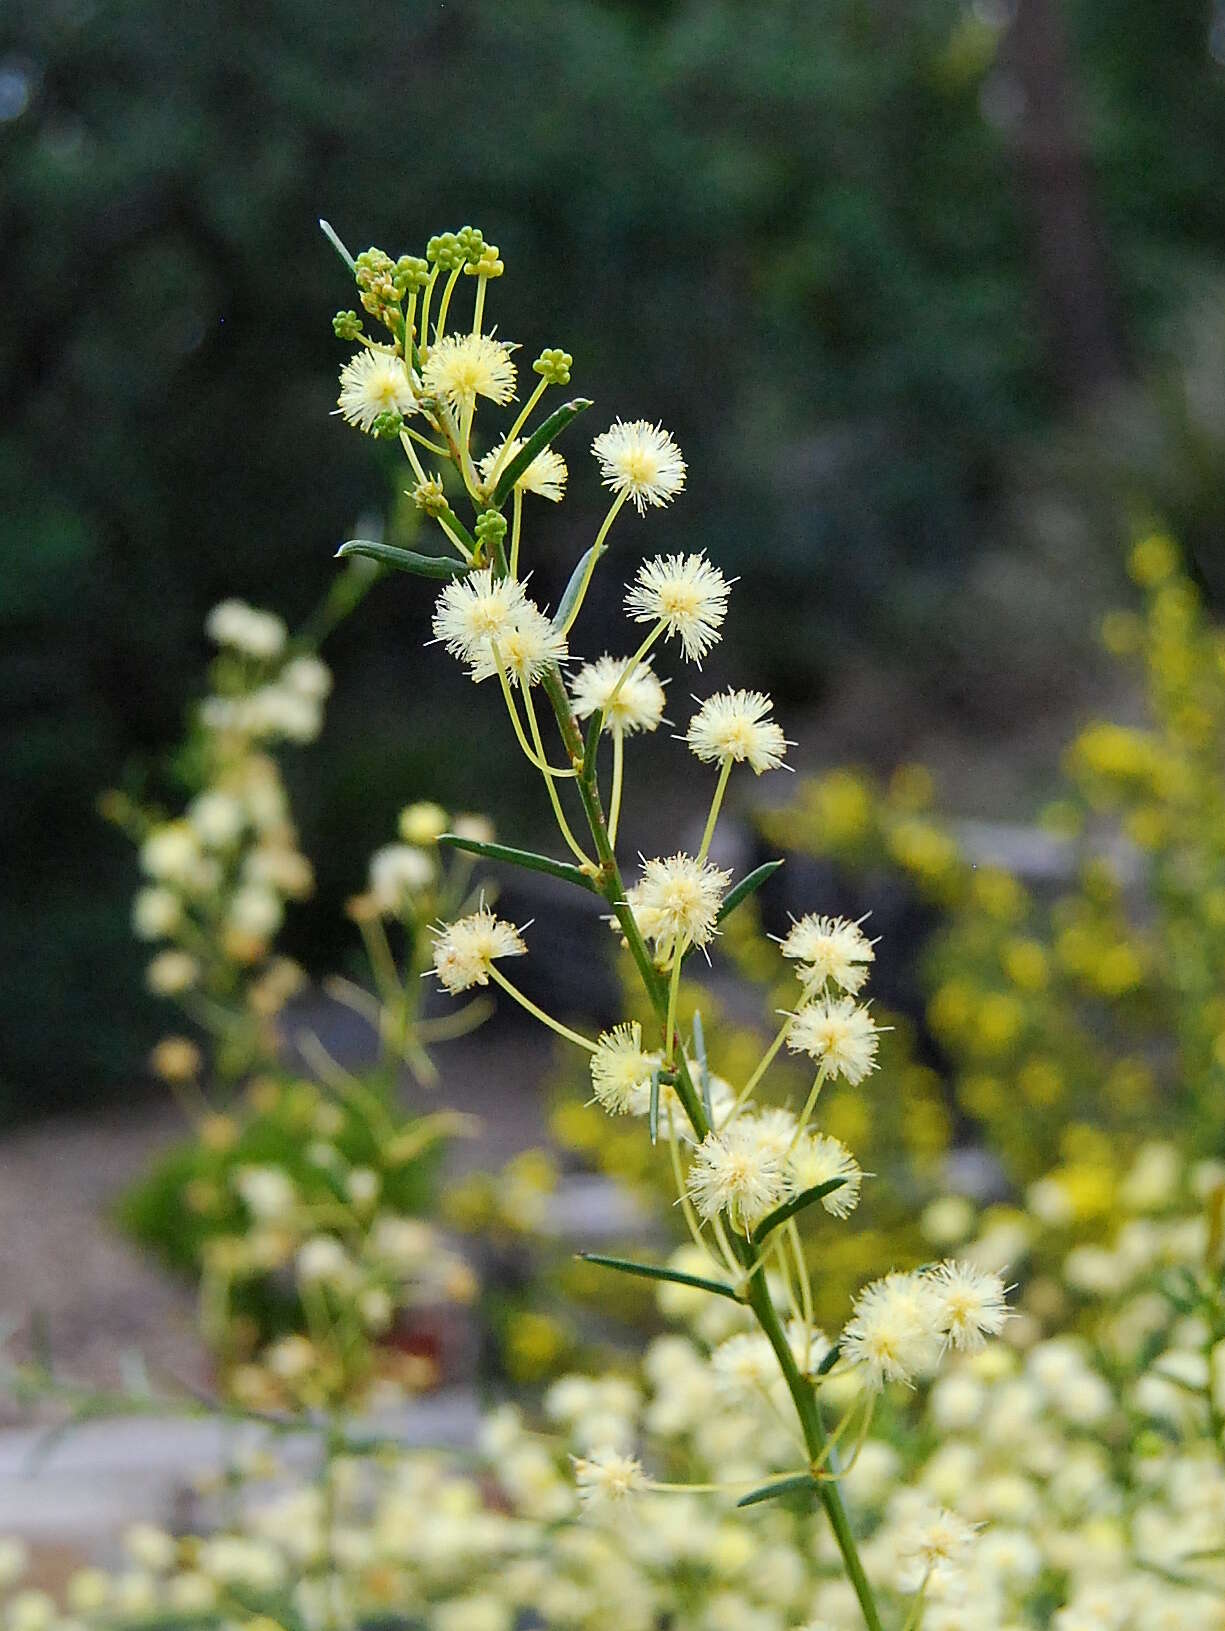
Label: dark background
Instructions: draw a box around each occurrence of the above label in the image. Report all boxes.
[5,0,1225,1119]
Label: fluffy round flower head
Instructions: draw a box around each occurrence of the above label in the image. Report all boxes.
[685,690,789,774]
[632,853,732,960]
[432,906,527,994]
[841,1270,944,1391]
[788,1131,864,1218]
[686,1117,790,1225]
[336,347,417,433]
[780,913,876,996]
[422,332,517,411]
[572,1446,647,1511]
[591,418,686,513]
[467,598,569,688]
[368,844,434,913]
[626,553,731,664]
[711,1331,777,1393]
[926,1260,1011,1352]
[432,570,530,665]
[478,438,568,502]
[571,655,667,737]
[787,994,881,1084]
[896,1505,980,1594]
[589,1022,660,1114]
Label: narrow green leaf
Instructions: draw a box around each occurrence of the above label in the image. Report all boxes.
[578,1253,740,1301]
[581,708,603,782]
[716,859,784,926]
[491,397,594,507]
[437,833,596,892]
[816,1342,842,1377]
[319,217,356,272]
[751,1178,848,1244]
[736,1473,817,1509]
[681,860,786,965]
[552,544,597,633]
[648,1068,661,1145]
[336,540,470,579]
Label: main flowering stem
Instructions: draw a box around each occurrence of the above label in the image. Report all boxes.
[539,664,885,1631]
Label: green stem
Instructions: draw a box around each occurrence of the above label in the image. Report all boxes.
[434,264,464,345]
[489,377,548,489]
[402,425,449,458]
[697,756,733,863]
[510,488,524,577]
[602,621,665,718]
[487,965,596,1052]
[558,489,628,636]
[418,265,440,353]
[608,729,625,846]
[727,1014,792,1120]
[742,1266,885,1631]
[523,681,596,865]
[664,947,685,1065]
[471,275,487,336]
[790,1061,830,1153]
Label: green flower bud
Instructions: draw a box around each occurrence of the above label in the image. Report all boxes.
[393,255,430,293]
[412,477,449,516]
[371,411,404,440]
[533,348,573,386]
[456,225,486,264]
[464,244,504,279]
[332,310,364,340]
[426,232,464,272]
[355,248,395,290]
[474,510,508,547]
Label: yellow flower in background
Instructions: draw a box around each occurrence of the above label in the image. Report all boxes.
[1129,532,1178,587]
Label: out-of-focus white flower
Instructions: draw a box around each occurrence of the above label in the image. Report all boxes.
[369,844,435,913]
[296,1236,353,1287]
[146,949,200,995]
[227,885,283,941]
[205,599,287,660]
[132,886,182,941]
[235,1166,296,1222]
[398,801,449,844]
[188,792,245,849]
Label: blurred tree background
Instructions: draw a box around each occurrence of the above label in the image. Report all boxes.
[4,0,1225,1119]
